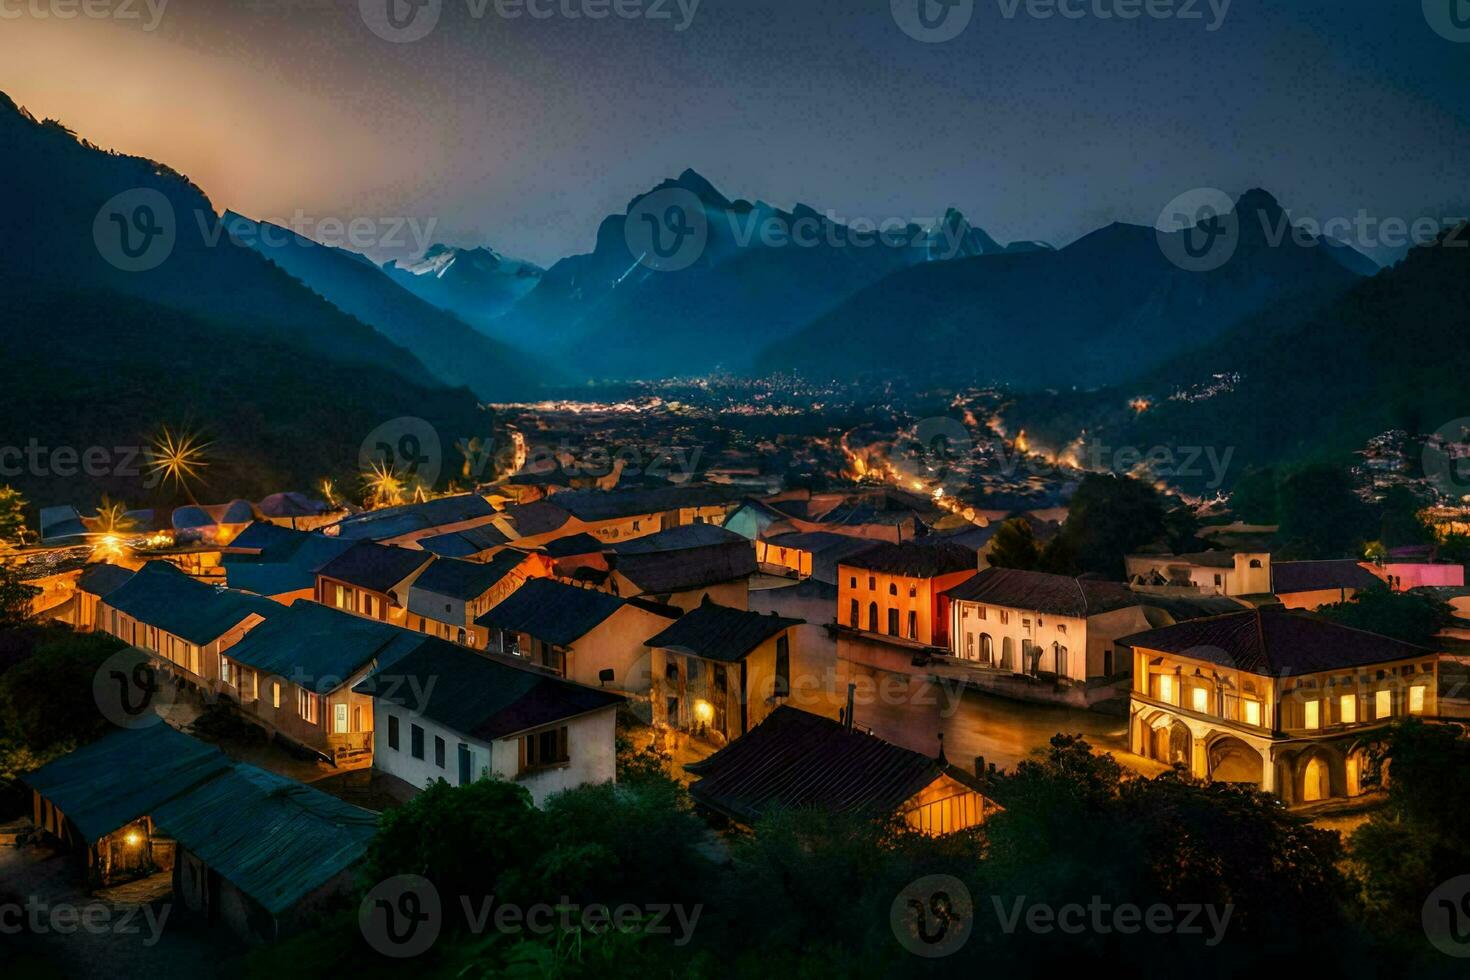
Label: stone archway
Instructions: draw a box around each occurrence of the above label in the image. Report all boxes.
[1207,735,1264,787]
[1167,721,1192,767]
[1289,745,1346,805]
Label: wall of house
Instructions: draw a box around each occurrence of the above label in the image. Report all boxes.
[949,600,1145,682]
[835,566,973,647]
[563,604,674,692]
[755,540,811,577]
[1277,587,1362,611]
[651,629,795,741]
[225,663,376,761]
[660,579,749,612]
[371,702,617,806]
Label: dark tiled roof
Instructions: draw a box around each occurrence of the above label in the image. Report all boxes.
[411,553,525,601]
[226,521,303,553]
[332,494,495,541]
[498,501,573,538]
[840,540,977,578]
[612,523,745,554]
[549,485,737,522]
[104,562,280,645]
[686,706,941,823]
[23,725,231,844]
[542,532,604,558]
[418,524,511,558]
[645,598,801,663]
[77,562,135,598]
[223,601,427,687]
[764,530,882,561]
[315,541,432,594]
[475,578,630,645]
[944,566,1139,617]
[612,538,757,595]
[1118,608,1435,675]
[223,526,357,596]
[355,639,623,741]
[1271,560,1382,595]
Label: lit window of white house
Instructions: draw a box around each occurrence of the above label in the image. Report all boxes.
[1191,687,1208,713]
[298,689,319,725]
[272,682,281,708]
[1339,695,1357,725]
[1157,674,1175,705]
[220,657,233,685]
[1376,690,1392,719]
[1243,699,1261,727]
[1305,700,1320,730]
[335,584,352,611]
[1409,686,1426,714]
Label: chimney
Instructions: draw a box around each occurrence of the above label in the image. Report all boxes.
[973,755,986,779]
[937,731,948,766]
[844,683,856,731]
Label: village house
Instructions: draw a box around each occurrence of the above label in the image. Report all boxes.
[943,567,1155,707]
[25,725,376,942]
[326,493,499,548]
[256,491,342,531]
[222,522,356,604]
[686,706,996,835]
[606,523,759,611]
[98,561,280,688]
[836,540,978,647]
[416,522,512,560]
[1121,608,1441,807]
[405,550,550,649]
[755,530,881,585]
[488,499,576,547]
[70,562,136,631]
[646,598,804,743]
[547,485,738,543]
[1125,551,1274,597]
[1270,559,1391,610]
[218,600,427,764]
[354,637,624,805]
[476,577,678,693]
[314,540,434,627]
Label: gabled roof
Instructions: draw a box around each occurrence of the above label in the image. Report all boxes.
[23,725,232,843]
[418,523,510,558]
[77,562,135,598]
[686,706,943,823]
[944,566,1139,618]
[611,538,757,595]
[355,638,623,742]
[103,562,279,644]
[496,501,573,539]
[223,526,357,597]
[1271,560,1382,595]
[1118,607,1435,675]
[840,540,977,579]
[150,762,377,917]
[645,598,801,663]
[611,523,746,554]
[226,521,305,554]
[315,541,432,594]
[331,494,495,542]
[475,578,634,646]
[409,552,527,608]
[38,505,87,543]
[764,530,883,561]
[541,532,604,558]
[222,601,426,688]
[549,485,737,522]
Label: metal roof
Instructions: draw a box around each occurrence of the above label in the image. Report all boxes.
[222,601,427,689]
[315,541,432,594]
[103,562,280,645]
[645,598,802,663]
[475,578,629,646]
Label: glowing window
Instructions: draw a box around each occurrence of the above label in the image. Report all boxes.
[1243,699,1261,727]
[1339,695,1357,725]
[1191,687,1208,713]
[1158,675,1175,704]
[1409,686,1426,714]
[1304,700,1320,730]
[1376,690,1392,719]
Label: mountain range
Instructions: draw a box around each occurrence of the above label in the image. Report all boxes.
[383,244,543,339]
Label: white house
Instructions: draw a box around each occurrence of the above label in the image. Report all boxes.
[354,638,623,805]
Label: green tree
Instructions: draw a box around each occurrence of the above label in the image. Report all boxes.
[0,563,40,626]
[1316,588,1451,646]
[1047,474,1167,578]
[0,628,123,750]
[1275,464,1373,559]
[986,518,1042,570]
[1377,486,1435,549]
[0,486,29,547]
[1228,467,1279,524]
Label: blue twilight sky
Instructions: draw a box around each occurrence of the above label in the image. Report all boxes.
[1,0,1467,265]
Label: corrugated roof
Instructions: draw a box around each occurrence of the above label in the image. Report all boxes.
[354,638,623,742]
[475,578,628,645]
[23,725,231,843]
[104,562,280,644]
[840,540,977,578]
[315,541,432,594]
[150,763,377,917]
[1118,607,1435,674]
[223,601,427,689]
[944,566,1139,617]
[645,598,801,663]
[687,706,940,822]
[1272,560,1382,595]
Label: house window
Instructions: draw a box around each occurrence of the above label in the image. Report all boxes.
[411,724,425,760]
[388,715,400,750]
[1409,686,1426,714]
[1056,645,1068,679]
[907,611,917,640]
[362,594,380,619]
[1102,649,1113,676]
[978,606,987,620]
[334,703,349,734]
[435,736,446,769]
[980,634,993,665]
[999,610,1009,625]
[1339,695,1357,725]
[850,599,860,627]
[220,657,233,686]
[1243,699,1261,727]
[298,689,319,725]
[1157,674,1175,705]
[887,608,900,636]
[1191,686,1208,713]
[908,585,917,598]
[774,635,790,698]
[523,727,570,771]
[334,584,353,612]
[1304,700,1321,730]
[868,576,876,591]
[889,583,898,596]
[458,743,472,785]
[1056,623,1066,635]
[965,633,975,659]
[272,682,281,708]
[868,603,879,632]
[1001,637,1015,671]
[850,577,857,589]
[632,520,641,532]
[1214,574,1223,587]
[1376,690,1392,719]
